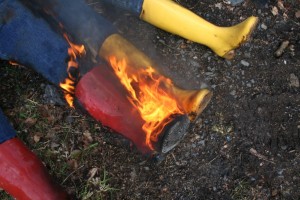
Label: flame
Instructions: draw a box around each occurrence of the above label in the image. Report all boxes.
[9,61,20,66]
[59,34,85,108]
[108,56,183,150]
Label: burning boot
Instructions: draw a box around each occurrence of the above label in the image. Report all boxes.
[75,34,211,153]
[101,0,259,59]
[75,63,191,154]
[0,110,69,200]
[98,34,213,122]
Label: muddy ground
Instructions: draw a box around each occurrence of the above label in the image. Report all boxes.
[0,0,300,199]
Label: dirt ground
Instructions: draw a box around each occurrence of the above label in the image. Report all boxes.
[0,0,300,199]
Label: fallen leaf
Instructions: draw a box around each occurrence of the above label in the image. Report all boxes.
[283,13,288,21]
[24,118,37,127]
[271,6,278,16]
[272,189,278,196]
[295,10,300,18]
[51,142,60,149]
[45,131,55,139]
[83,131,93,142]
[67,159,78,170]
[277,0,285,10]
[39,105,50,117]
[33,133,42,143]
[88,168,98,180]
[70,149,82,159]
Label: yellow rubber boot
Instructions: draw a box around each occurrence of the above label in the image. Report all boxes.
[140,0,258,59]
[99,34,212,121]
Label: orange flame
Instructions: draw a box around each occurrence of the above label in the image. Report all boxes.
[59,34,85,108]
[108,56,183,150]
[9,61,20,66]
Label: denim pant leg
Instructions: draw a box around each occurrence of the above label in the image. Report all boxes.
[0,108,16,144]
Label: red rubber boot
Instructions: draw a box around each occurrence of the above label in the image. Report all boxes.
[0,138,69,200]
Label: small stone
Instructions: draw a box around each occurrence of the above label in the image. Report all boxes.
[261,23,268,30]
[277,169,284,176]
[275,40,290,57]
[205,72,214,77]
[189,60,200,68]
[203,53,210,58]
[162,187,168,192]
[228,0,244,6]
[198,140,205,146]
[225,60,232,66]
[281,146,287,150]
[244,52,251,58]
[130,169,137,180]
[144,167,150,171]
[43,84,65,106]
[241,60,250,67]
[290,73,299,88]
[226,136,232,142]
[215,3,222,9]
[230,90,236,96]
[65,115,74,124]
[158,39,165,45]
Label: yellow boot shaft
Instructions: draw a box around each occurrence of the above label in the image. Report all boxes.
[170,88,212,121]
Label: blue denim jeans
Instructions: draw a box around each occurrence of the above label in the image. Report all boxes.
[0,109,16,144]
[0,0,69,85]
[102,0,143,16]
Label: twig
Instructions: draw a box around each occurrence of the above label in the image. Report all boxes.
[198,155,220,169]
[249,148,275,164]
[62,165,85,184]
